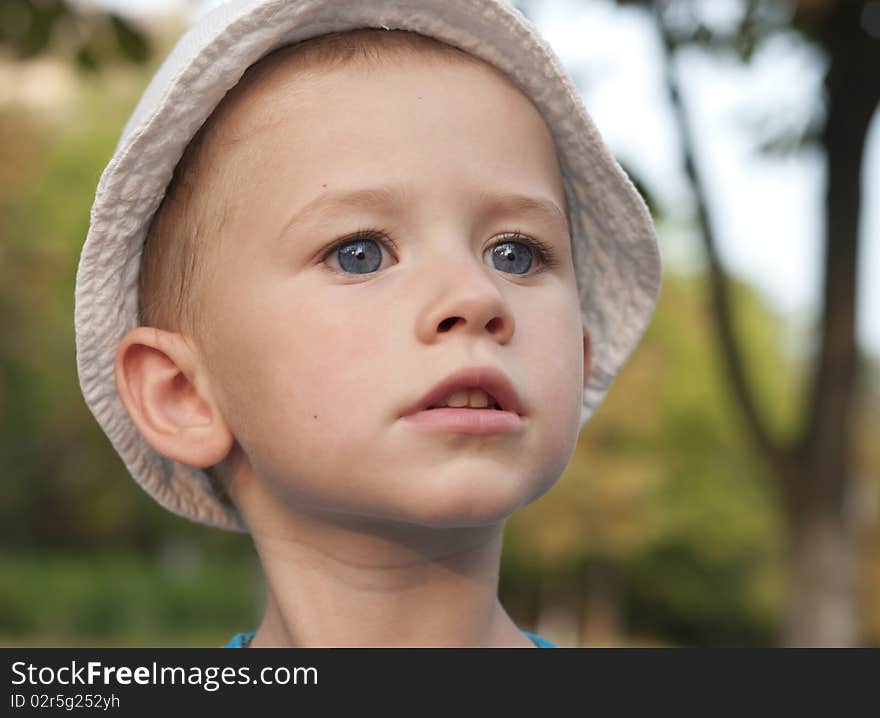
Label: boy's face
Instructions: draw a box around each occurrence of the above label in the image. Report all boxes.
[195,53,588,530]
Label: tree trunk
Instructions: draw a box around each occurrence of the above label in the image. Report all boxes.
[580,557,623,646]
[781,0,880,647]
[782,501,859,646]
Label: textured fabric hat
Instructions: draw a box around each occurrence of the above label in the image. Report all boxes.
[75,0,662,532]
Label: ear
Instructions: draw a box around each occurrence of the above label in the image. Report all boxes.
[582,325,592,392]
[114,326,234,468]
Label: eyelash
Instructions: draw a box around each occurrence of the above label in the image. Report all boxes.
[321,226,561,275]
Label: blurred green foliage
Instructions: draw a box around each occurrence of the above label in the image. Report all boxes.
[0,551,262,646]
[0,0,150,71]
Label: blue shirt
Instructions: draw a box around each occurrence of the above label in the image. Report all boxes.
[223,630,556,648]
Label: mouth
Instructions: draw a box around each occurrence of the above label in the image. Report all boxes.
[401,365,524,418]
[426,389,503,411]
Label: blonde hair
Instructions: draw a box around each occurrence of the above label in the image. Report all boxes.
[137,28,486,343]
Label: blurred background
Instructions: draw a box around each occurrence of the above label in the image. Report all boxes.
[0,0,877,647]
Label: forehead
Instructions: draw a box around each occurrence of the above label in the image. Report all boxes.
[209,32,490,147]
[195,32,569,234]
[209,33,556,154]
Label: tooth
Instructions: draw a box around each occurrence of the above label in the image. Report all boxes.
[445,390,470,407]
[468,389,490,408]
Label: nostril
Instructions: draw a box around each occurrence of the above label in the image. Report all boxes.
[438,317,459,332]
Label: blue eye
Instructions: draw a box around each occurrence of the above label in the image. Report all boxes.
[334,237,384,274]
[487,240,534,275]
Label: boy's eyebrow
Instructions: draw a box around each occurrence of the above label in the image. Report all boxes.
[275,184,571,241]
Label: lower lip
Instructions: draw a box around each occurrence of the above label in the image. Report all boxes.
[402,408,526,434]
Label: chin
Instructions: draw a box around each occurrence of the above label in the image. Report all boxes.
[396,477,547,529]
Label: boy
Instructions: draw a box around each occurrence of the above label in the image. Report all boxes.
[75,0,661,648]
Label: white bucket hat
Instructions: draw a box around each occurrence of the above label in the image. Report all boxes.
[75,0,662,532]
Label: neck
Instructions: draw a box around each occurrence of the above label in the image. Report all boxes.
[243,508,532,648]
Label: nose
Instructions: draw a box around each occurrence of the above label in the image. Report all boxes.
[416,254,515,345]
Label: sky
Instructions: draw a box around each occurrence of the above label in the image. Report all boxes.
[85,0,880,360]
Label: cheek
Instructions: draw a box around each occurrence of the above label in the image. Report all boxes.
[519,293,584,425]
[521,298,584,498]
[219,294,411,510]
[207,290,394,455]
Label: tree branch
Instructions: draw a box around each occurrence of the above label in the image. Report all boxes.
[650,2,786,473]
[798,1,877,506]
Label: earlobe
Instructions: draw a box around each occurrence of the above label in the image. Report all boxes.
[114,327,234,468]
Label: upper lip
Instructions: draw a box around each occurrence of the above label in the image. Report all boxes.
[401,365,523,416]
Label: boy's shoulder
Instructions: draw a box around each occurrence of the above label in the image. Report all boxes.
[222,631,255,648]
[522,631,557,648]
